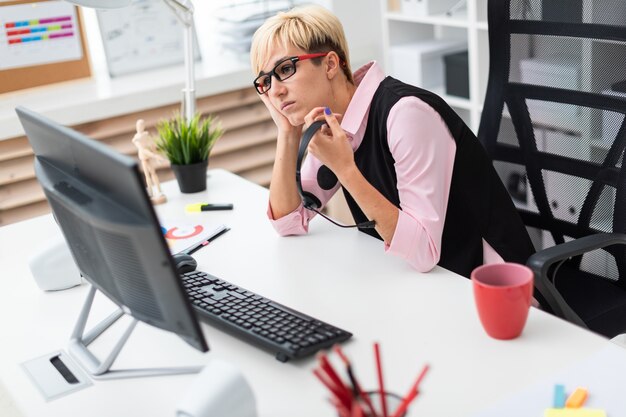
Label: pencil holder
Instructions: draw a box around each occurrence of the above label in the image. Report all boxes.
[314,344,428,417]
[364,391,408,417]
[334,391,408,417]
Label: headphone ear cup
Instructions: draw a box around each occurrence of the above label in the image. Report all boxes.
[317,165,338,191]
[302,192,321,210]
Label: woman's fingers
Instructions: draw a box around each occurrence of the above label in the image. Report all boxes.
[304,107,343,129]
[304,107,326,127]
[258,92,273,109]
[323,107,344,136]
[320,124,331,136]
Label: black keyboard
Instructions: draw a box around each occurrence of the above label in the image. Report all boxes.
[181,270,352,362]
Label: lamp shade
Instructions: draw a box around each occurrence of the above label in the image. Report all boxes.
[64,0,133,8]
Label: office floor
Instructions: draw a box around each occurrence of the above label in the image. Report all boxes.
[0,379,24,417]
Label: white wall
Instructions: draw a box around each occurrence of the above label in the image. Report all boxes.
[303,0,384,67]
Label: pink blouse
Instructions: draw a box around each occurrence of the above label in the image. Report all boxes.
[268,62,504,272]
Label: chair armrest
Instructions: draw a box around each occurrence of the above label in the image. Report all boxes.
[527,233,626,326]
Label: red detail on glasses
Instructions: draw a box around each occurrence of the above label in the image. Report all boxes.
[296,52,329,60]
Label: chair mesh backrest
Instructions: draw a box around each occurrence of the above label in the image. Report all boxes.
[478,0,626,284]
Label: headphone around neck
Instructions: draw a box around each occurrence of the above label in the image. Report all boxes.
[295,120,376,229]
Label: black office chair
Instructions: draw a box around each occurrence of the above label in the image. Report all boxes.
[478,0,626,337]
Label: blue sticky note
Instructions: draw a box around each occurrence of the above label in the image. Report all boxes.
[553,384,566,408]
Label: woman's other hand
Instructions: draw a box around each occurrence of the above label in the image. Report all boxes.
[306,106,354,179]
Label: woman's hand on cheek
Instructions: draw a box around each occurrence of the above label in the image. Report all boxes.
[259,93,301,137]
[307,107,355,178]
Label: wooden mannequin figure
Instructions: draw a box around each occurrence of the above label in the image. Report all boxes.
[132,119,167,205]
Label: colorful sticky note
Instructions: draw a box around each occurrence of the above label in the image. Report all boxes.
[554,384,566,408]
[544,409,606,417]
[565,387,588,408]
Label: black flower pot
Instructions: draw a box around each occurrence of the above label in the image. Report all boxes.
[171,160,208,193]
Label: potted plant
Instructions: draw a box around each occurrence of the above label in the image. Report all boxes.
[156,113,224,193]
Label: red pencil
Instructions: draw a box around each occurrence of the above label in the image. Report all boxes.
[319,353,350,392]
[390,389,419,417]
[409,364,429,393]
[333,344,350,365]
[351,401,365,417]
[334,345,377,417]
[391,364,430,417]
[330,396,351,417]
[374,342,388,417]
[313,368,352,409]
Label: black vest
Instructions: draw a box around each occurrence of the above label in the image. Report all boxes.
[342,77,535,278]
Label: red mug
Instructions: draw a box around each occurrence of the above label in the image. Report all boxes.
[471,262,534,340]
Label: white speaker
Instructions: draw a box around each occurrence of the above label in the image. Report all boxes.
[28,235,82,291]
[176,359,257,417]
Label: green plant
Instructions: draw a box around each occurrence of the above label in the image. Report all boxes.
[155,113,223,165]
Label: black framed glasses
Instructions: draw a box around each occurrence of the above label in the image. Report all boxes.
[253,52,329,95]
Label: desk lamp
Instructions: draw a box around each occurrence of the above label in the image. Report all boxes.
[66,0,197,122]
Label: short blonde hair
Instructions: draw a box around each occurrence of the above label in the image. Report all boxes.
[250,5,353,84]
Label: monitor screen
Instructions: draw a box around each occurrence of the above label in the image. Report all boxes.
[16,106,208,353]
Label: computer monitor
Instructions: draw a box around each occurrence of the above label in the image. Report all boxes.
[16,106,208,378]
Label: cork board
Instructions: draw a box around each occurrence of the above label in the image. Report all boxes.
[0,0,91,93]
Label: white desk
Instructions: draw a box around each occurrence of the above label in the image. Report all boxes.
[0,169,617,417]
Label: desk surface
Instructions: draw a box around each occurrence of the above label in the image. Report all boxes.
[0,169,617,417]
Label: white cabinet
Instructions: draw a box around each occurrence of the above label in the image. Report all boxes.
[380,0,489,132]
[520,57,581,126]
[389,39,467,91]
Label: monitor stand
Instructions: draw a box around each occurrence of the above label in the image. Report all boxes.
[68,285,203,380]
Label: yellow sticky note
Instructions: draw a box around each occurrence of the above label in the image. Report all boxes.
[544,409,606,417]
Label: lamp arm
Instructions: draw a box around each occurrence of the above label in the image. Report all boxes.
[163,0,195,122]
[163,0,194,26]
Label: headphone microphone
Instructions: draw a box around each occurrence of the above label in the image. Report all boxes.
[295,120,376,229]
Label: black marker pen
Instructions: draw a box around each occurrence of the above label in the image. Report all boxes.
[200,203,233,211]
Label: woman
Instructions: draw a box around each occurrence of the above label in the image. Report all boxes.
[250,5,535,278]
